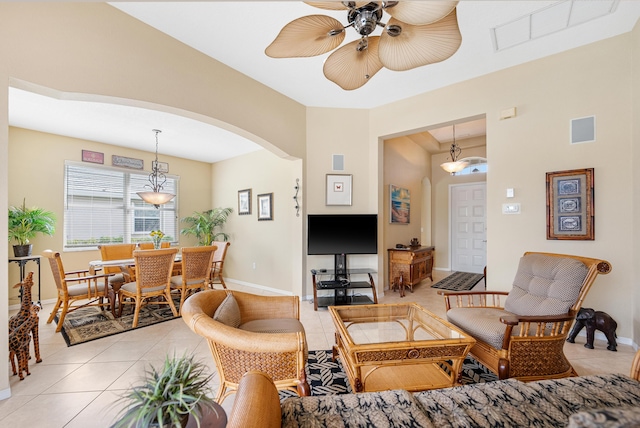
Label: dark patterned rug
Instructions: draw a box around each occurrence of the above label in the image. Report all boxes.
[279,350,497,400]
[54,296,181,346]
[431,271,484,291]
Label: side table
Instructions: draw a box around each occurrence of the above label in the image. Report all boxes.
[9,255,42,306]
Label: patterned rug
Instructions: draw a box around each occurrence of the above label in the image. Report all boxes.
[54,296,181,346]
[279,350,497,399]
[431,271,484,291]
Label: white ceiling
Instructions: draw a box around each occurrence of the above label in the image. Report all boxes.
[9,1,640,162]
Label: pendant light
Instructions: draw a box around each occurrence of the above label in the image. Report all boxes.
[137,129,175,208]
[440,124,469,175]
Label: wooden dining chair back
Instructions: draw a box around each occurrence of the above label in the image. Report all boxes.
[118,248,179,328]
[137,241,171,250]
[210,241,231,289]
[98,243,136,286]
[170,245,216,312]
[42,250,111,332]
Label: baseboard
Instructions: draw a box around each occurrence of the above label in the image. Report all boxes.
[9,297,57,311]
[225,277,293,296]
[0,387,11,401]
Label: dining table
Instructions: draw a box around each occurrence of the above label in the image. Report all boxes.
[88,253,183,316]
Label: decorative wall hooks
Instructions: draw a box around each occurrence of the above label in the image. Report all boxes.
[293,178,300,217]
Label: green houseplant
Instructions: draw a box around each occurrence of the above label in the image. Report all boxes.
[180,207,232,246]
[112,353,223,428]
[8,199,56,257]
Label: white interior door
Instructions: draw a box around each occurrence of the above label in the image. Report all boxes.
[451,182,486,273]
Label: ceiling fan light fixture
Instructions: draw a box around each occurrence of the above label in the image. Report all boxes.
[270,1,461,88]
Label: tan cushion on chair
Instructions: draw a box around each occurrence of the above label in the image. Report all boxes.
[67,282,106,297]
[213,293,241,328]
[504,254,588,316]
[239,318,305,334]
[120,281,166,294]
[447,307,513,350]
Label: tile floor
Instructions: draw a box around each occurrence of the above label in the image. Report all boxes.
[2,270,637,427]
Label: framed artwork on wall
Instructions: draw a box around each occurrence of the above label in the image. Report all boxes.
[238,189,251,215]
[546,168,594,240]
[390,184,410,224]
[257,192,273,221]
[326,174,352,206]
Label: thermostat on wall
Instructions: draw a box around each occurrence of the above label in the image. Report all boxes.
[502,203,521,214]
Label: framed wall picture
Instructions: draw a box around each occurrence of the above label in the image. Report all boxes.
[390,184,410,224]
[326,174,352,206]
[152,161,169,173]
[257,192,273,221]
[238,189,251,215]
[546,168,594,240]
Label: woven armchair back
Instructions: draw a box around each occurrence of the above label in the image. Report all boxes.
[132,248,178,290]
[181,245,216,282]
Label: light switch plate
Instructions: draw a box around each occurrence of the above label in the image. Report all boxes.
[506,188,514,198]
[502,203,521,214]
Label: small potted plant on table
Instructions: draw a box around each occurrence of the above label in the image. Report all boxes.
[8,199,56,257]
[112,353,225,428]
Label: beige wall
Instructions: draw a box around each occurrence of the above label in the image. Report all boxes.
[7,127,213,302]
[371,33,635,341]
[632,19,640,346]
[305,108,378,294]
[210,150,303,296]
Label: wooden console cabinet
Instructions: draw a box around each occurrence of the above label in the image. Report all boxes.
[387,246,435,294]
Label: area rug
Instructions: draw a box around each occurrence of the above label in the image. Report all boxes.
[431,271,484,291]
[54,296,181,347]
[279,350,498,400]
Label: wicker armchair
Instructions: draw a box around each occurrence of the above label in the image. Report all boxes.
[209,241,230,289]
[43,250,112,332]
[118,248,179,327]
[170,245,216,312]
[440,252,611,381]
[181,289,310,403]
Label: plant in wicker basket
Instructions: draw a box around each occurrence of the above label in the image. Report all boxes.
[111,353,220,428]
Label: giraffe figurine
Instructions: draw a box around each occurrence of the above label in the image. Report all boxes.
[8,272,42,368]
[9,304,40,380]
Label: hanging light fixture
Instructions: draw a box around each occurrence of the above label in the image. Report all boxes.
[440,124,469,175]
[137,129,175,208]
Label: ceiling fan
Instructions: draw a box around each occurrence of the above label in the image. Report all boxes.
[265,1,462,90]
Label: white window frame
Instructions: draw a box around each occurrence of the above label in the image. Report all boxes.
[63,161,179,251]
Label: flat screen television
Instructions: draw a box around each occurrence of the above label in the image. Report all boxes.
[307,214,378,278]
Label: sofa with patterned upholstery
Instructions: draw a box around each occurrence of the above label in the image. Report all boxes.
[226,355,640,428]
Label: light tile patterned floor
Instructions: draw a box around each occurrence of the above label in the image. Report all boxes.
[3,271,636,427]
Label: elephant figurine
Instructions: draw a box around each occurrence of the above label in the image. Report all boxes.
[567,307,618,351]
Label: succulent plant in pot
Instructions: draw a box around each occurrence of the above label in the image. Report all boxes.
[111,353,225,428]
[8,199,56,257]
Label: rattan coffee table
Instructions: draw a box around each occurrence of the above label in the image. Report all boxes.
[330,302,475,393]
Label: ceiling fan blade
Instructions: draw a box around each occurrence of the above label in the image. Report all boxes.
[384,1,459,26]
[379,9,461,71]
[305,1,369,11]
[323,36,383,90]
[265,15,345,58]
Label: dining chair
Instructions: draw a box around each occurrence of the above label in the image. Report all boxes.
[209,241,231,289]
[170,245,216,313]
[43,250,112,332]
[137,241,171,250]
[118,248,179,328]
[98,243,136,288]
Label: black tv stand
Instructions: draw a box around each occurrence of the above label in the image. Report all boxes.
[311,268,378,311]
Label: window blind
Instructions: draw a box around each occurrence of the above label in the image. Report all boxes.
[64,161,178,249]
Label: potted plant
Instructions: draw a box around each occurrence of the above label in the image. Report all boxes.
[112,353,224,428]
[180,207,232,246]
[8,199,56,257]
